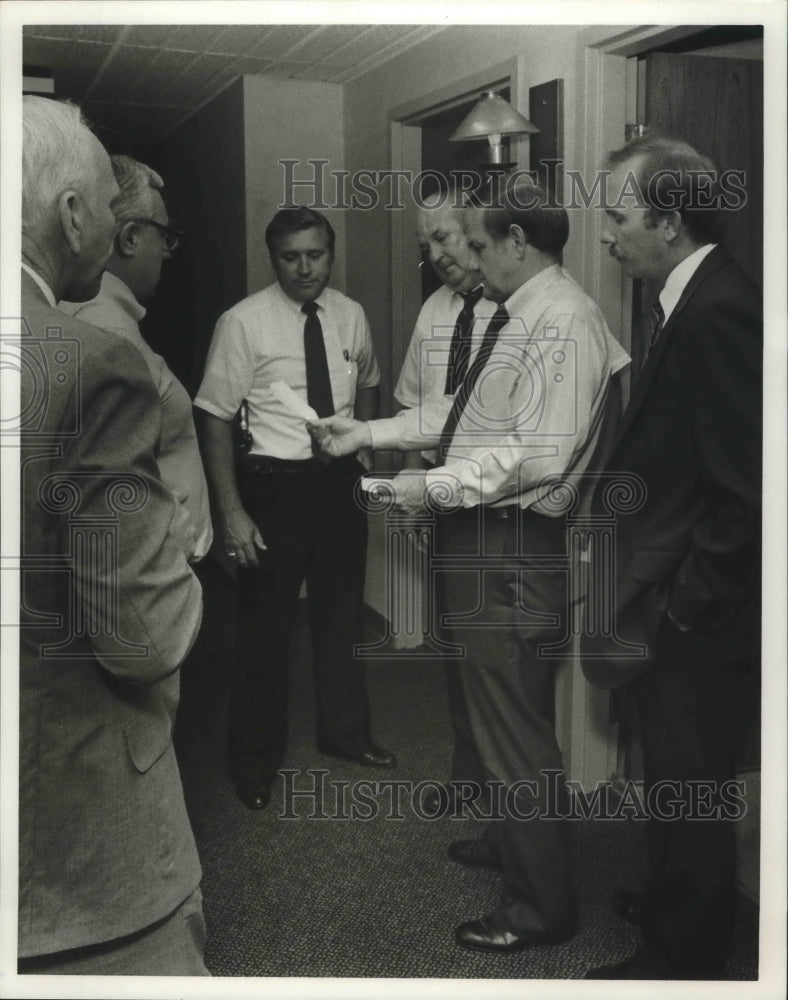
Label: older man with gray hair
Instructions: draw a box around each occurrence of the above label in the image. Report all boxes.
[61,155,212,561]
[19,96,208,975]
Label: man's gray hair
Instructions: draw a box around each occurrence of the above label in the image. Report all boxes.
[22,96,96,231]
[110,155,164,225]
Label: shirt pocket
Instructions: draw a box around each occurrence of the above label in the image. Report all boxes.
[329,355,358,411]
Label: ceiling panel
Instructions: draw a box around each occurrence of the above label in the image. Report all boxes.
[245,25,318,59]
[23,24,82,40]
[208,25,271,57]
[87,46,161,101]
[123,24,181,48]
[165,24,230,52]
[319,24,416,65]
[157,52,232,104]
[22,21,448,144]
[74,25,126,45]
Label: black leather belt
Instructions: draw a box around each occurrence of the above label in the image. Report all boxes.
[238,454,358,476]
[238,455,317,476]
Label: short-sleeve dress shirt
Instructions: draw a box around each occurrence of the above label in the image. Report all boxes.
[394,283,498,408]
[194,283,380,461]
[60,271,214,560]
[394,283,497,463]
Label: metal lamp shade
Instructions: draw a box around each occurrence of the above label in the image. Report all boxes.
[449,91,539,143]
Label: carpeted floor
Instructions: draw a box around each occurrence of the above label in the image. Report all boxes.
[174,559,759,980]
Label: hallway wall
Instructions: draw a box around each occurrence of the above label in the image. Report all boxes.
[242,75,345,295]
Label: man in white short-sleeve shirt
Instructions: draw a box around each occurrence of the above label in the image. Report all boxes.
[195,208,396,810]
[393,190,497,812]
[394,191,497,465]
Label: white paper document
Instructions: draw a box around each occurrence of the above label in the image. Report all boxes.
[270,381,319,423]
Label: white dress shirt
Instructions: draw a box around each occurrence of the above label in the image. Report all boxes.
[195,282,380,461]
[394,283,497,463]
[659,243,717,323]
[370,264,630,511]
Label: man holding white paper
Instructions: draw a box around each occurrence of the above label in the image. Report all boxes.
[195,207,395,810]
[311,179,628,956]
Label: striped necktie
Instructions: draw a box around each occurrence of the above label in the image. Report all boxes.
[641,299,665,371]
[436,304,509,466]
[444,286,484,394]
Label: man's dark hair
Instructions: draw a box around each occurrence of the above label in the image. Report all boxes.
[470,175,569,257]
[265,206,336,255]
[606,132,724,244]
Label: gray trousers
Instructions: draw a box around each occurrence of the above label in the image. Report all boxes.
[436,505,576,935]
[17,888,209,976]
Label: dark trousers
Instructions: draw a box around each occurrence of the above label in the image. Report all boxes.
[444,659,488,791]
[229,456,371,786]
[435,506,576,935]
[628,614,754,977]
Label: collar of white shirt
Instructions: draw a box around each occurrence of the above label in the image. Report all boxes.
[98,271,147,322]
[659,243,717,324]
[503,262,562,318]
[275,282,329,316]
[21,262,56,307]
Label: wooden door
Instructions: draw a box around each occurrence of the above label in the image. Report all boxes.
[630,52,763,376]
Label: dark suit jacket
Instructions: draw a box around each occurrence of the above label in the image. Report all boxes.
[18,271,203,957]
[581,246,762,688]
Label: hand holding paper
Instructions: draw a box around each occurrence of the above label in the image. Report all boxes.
[308,415,372,457]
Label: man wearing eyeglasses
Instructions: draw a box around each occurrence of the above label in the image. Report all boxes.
[61,155,212,562]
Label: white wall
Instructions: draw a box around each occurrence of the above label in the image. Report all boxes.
[242,75,346,295]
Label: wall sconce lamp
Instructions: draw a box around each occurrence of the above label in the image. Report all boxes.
[450,91,539,171]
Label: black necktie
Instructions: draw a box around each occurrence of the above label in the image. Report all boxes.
[436,304,509,466]
[444,286,484,394]
[302,301,334,418]
[641,299,665,371]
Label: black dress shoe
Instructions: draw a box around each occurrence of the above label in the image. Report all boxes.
[318,742,397,768]
[234,779,271,810]
[610,887,643,925]
[455,913,575,953]
[447,838,501,872]
[421,785,445,814]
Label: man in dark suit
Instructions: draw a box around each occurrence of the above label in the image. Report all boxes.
[17,96,207,974]
[582,134,762,979]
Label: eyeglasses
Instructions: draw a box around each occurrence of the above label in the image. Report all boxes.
[129,218,183,253]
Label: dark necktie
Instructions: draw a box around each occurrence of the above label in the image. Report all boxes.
[302,301,334,418]
[436,304,509,466]
[641,299,665,371]
[444,286,484,395]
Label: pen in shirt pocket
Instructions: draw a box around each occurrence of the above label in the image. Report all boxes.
[343,349,353,374]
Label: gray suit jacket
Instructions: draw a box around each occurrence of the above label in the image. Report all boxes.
[18,271,203,957]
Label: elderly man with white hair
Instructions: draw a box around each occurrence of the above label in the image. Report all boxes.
[18,96,208,975]
[61,155,212,562]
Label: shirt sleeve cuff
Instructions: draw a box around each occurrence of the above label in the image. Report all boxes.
[423,467,470,509]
